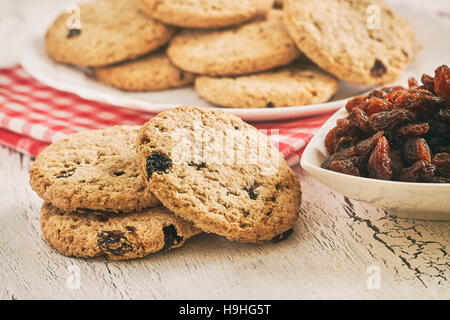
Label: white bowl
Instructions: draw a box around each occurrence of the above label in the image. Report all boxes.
[300,107,450,221]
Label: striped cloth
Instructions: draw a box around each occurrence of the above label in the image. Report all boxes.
[0,65,333,165]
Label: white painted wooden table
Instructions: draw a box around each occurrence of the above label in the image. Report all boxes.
[0,0,449,301]
[1,145,448,300]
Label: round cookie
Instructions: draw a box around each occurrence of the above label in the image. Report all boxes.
[94,51,195,92]
[283,0,415,86]
[138,0,274,29]
[30,126,160,213]
[167,10,301,76]
[45,0,175,67]
[195,61,339,108]
[136,106,302,243]
[40,202,201,260]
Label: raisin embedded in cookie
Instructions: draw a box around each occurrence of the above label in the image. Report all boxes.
[30,126,160,213]
[136,106,302,243]
[45,0,175,67]
[195,61,339,108]
[138,0,274,29]
[40,202,201,260]
[283,0,415,85]
[94,50,195,92]
[167,10,301,76]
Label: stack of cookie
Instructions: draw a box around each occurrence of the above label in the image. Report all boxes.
[30,106,302,260]
[44,0,415,109]
[30,125,201,260]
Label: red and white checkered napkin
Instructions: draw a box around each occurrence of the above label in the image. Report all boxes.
[0,65,333,165]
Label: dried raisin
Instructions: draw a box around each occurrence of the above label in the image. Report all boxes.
[367,109,414,132]
[432,153,450,178]
[355,131,384,158]
[434,65,450,104]
[345,96,367,113]
[328,159,360,176]
[404,138,432,165]
[97,230,133,256]
[67,28,81,38]
[272,229,294,243]
[384,131,405,149]
[367,137,393,180]
[368,90,388,100]
[321,146,356,169]
[370,59,387,78]
[348,108,370,132]
[325,119,360,154]
[421,74,435,93]
[396,122,429,137]
[244,183,260,200]
[408,77,419,89]
[398,160,436,182]
[363,97,393,116]
[146,152,172,179]
[162,225,183,249]
[393,89,444,116]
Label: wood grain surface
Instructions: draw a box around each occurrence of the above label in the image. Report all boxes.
[0,146,448,299]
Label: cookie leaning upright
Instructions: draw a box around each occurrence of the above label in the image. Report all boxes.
[40,202,201,260]
[283,0,415,86]
[136,106,302,243]
[94,50,195,92]
[139,0,274,29]
[45,0,175,67]
[167,10,301,76]
[30,126,160,213]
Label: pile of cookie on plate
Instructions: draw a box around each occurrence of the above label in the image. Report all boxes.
[30,106,302,260]
[45,0,416,108]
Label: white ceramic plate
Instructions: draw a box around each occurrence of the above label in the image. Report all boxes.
[20,36,367,122]
[301,107,450,221]
[20,1,450,121]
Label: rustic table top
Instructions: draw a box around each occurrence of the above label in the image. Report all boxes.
[1,145,448,300]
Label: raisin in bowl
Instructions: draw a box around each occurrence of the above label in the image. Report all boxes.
[301,66,450,221]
